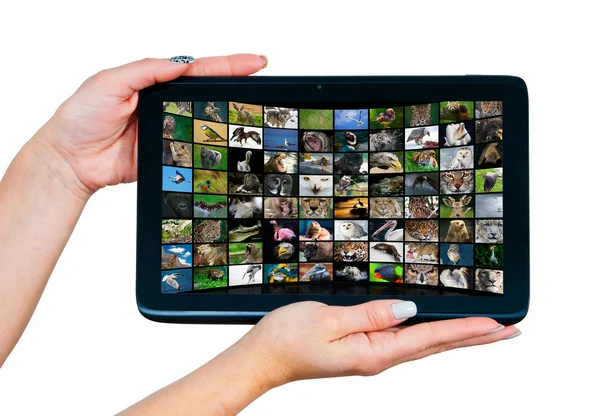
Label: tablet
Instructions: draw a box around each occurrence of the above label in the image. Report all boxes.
[137,76,529,324]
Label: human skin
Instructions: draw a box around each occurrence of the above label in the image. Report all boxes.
[0,54,520,415]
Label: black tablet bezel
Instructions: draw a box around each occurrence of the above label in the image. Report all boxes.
[137,76,529,325]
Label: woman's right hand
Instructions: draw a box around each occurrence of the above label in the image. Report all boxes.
[234,300,519,389]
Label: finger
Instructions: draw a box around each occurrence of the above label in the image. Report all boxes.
[329,300,417,336]
[387,325,520,368]
[387,317,502,359]
[89,57,195,99]
[183,54,267,76]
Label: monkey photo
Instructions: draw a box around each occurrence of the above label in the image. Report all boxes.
[264,174,296,196]
[228,173,263,195]
[264,197,299,219]
[162,192,193,219]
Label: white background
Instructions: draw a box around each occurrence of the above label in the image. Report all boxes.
[0,1,597,414]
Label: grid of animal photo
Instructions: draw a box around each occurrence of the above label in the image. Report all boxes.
[161,100,504,295]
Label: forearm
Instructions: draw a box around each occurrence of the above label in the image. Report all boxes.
[0,120,89,366]
[119,344,274,416]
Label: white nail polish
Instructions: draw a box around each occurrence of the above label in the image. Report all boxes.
[486,325,504,335]
[392,301,417,320]
[503,329,522,340]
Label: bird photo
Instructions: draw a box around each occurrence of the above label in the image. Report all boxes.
[193,170,227,194]
[405,173,438,196]
[475,244,504,269]
[264,128,298,151]
[334,197,369,219]
[370,220,404,242]
[229,126,263,149]
[237,150,252,172]
[334,175,368,196]
[335,220,368,241]
[265,263,298,284]
[162,166,192,193]
[194,120,227,146]
[273,243,296,261]
[405,126,439,150]
[439,267,472,289]
[270,220,298,242]
[475,194,504,218]
[370,263,404,283]
[163,114,193,142]
[440,243,474,267]
[161,269,193,293]
[334,131,369,152]
[369,152,403,173]
[476,168,503,193]
[370,107,403,129]
[335,109,368,130]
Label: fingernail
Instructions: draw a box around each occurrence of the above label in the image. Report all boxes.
[503,329,522,340]
[259,55,268,68]
[486,324,504,335]
[170,56,195,64]
[391,301,417,320]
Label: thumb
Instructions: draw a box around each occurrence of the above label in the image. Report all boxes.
[83,57,194,99]
[330,300,417,336]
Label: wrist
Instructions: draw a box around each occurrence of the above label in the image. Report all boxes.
[29,118,94,202]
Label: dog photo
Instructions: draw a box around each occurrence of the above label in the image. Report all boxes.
[161,244,193,270]
[405,126,439,150]
[369,107,404,129]
[299,263,334,282]
[192,219,227,244]
[334,175,368,196]
[263,107,298,129]
[193,195,227,218]
[161,269,193,293]
[334,131,369,152]
[439,101,475,123]
[264,128,299,151]
[229,125,263,149]
[299,241,334,262]
[299,152,333,174]
[193,266,227,290]
[405,103,439,127]
[163,139,192,168]
[334,109,368,130]
[264,151,298,174]
[369,175,404,197]
[228,102,263,126]
[440,146,474,171]
[228,219,262,242]
[264,197,299,219]
[163,166,193,193]
[194,101,227,123]
[370,263,403,283]
[440,243,474,267]
[229,264,263,286]
[369,219,404,242]
[370,128,404,151]
[299,109,333,130]
[194,119,228,146]
[194,144,227,171]
[163,101,192,117]
[229,242,263,265]
[334,197,369,219]
[163,114,193,142]
[334,220,368,241]
[370,242,403,263]
[333,152,368,174]
[264,263,299,284]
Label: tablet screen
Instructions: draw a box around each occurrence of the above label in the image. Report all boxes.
[160,101,503,296]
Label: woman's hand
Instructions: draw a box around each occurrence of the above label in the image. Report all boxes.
[42,54,266,199]
[236,300,520,389]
